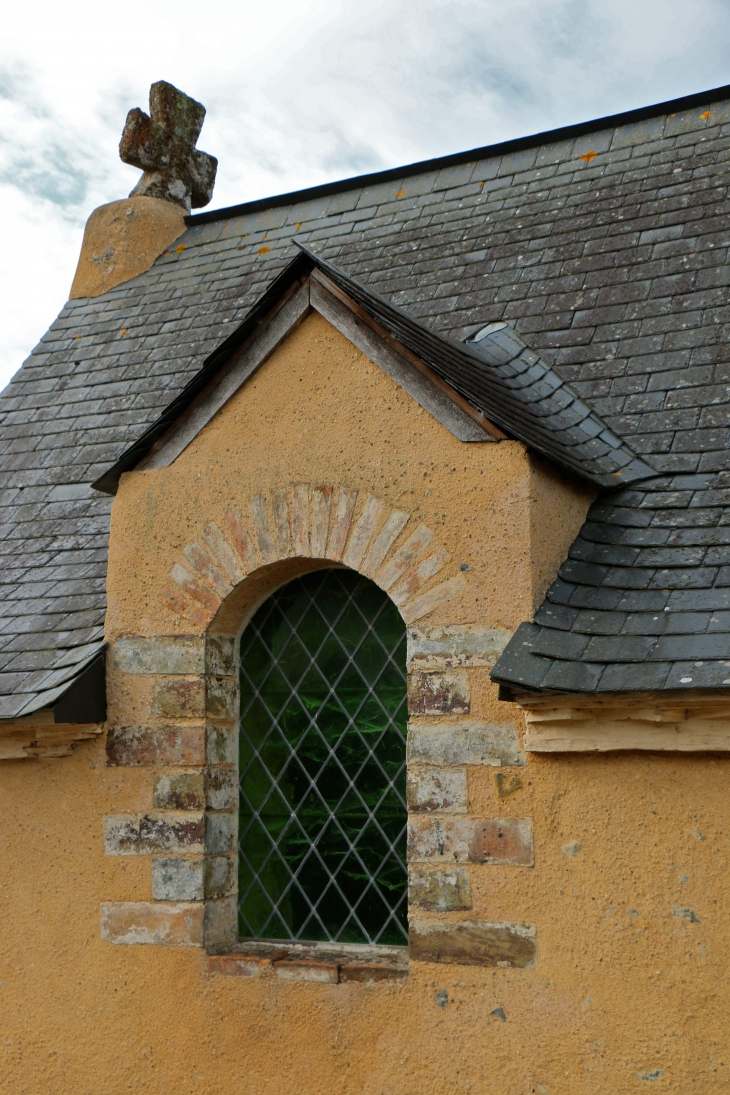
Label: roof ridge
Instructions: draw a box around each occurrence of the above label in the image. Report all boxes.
[186,82,730,226]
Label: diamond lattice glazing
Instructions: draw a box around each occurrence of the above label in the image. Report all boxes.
[238,568,408,945]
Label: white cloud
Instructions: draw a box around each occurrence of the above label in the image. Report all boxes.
[2,0,730,389]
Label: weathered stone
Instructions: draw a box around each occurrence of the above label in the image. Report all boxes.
[109,636,204,675]
[248,494,276,564]
[206,635,236,677]
[224,509,258,573]
[103,812,205,855]
[391,546,450,607]
[310,485,333,557]
[325,487,358,561]
[407,670,470,716]
[184,540,234,598]
[409,867,472,911]
[409,919,536,968]
[202,523,246,585]
[152,678,205,718]
[208,954,279,977]
[205,812,236,854]
[119,80,217,211]
[274,960,339,983]
[153,771,205,810]
[206,676,236,719]
[169,564,220,615]
[377,524,434,590]
[407,816,533,865]
[407,720,524,767]
[290,483,310,556]
[343,496,385,569]
[101,901,204,946]
[158,583,213,629]
[204,895,238,950]
[339,963,408,984]
[406,767,468,813]
[205,768,237,810]
[361,509,409,578]
[151,855,234,902]
[401,575,468,625]
[271,488,291,558]
[152,856,204,901]
[206,723,236,766]
[205,854,237,898]
[106,725,206,767]
[407,624,512,670]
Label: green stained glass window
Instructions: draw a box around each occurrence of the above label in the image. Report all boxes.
[238,568,408,946]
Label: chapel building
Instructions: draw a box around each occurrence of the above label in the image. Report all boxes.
[1,80,729,1092]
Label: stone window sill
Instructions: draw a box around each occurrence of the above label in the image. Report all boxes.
[208,940,408,983]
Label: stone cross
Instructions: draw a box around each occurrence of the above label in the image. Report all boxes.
[119,80,217,211]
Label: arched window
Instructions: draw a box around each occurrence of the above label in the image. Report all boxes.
[238,568,408,946]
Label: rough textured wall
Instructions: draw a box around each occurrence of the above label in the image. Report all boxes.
[527,458,596,614]
[1,314,727,1093]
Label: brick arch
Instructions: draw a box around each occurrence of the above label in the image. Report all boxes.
[158,484,467,630]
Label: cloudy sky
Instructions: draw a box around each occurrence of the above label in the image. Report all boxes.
[2,0,730,391]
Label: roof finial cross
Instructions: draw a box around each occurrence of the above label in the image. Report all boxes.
[119,80,217,212]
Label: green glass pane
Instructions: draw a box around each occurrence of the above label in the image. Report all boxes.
[238,567,407,945]
[276,634,311,687]
[239,696,273,751]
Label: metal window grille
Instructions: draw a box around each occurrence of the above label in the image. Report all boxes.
[238,568,408,946]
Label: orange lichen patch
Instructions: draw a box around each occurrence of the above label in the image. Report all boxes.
[295,222,302,230]
[700,110,711,120]
[120,327,128,338]
[258,245,271,255]
[579,150,598,164]
[396,189,406,197]
[175,244,187,253]
[478,181,485,189]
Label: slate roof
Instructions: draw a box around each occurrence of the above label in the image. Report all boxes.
[4,82,730,715]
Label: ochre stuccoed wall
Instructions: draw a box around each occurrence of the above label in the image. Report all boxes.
[1,312,728,1093]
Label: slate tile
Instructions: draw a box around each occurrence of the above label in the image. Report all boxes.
[621,612,671,635]
[615,590,670,611]
[531,630,590,659]
[541,659,604,692]
[489,623,551,689]
[558,560,607,586]
[598,662,671,691]
[572,610,627,635]
[583,634,656,661]
[667,588,730,611]
[652,633,730,660]
[533,602,579,631]
[635,546,707,567]
[665,661,730,687]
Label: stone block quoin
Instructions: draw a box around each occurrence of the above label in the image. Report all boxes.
[102,634,238,949]
[403,623,535,967]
